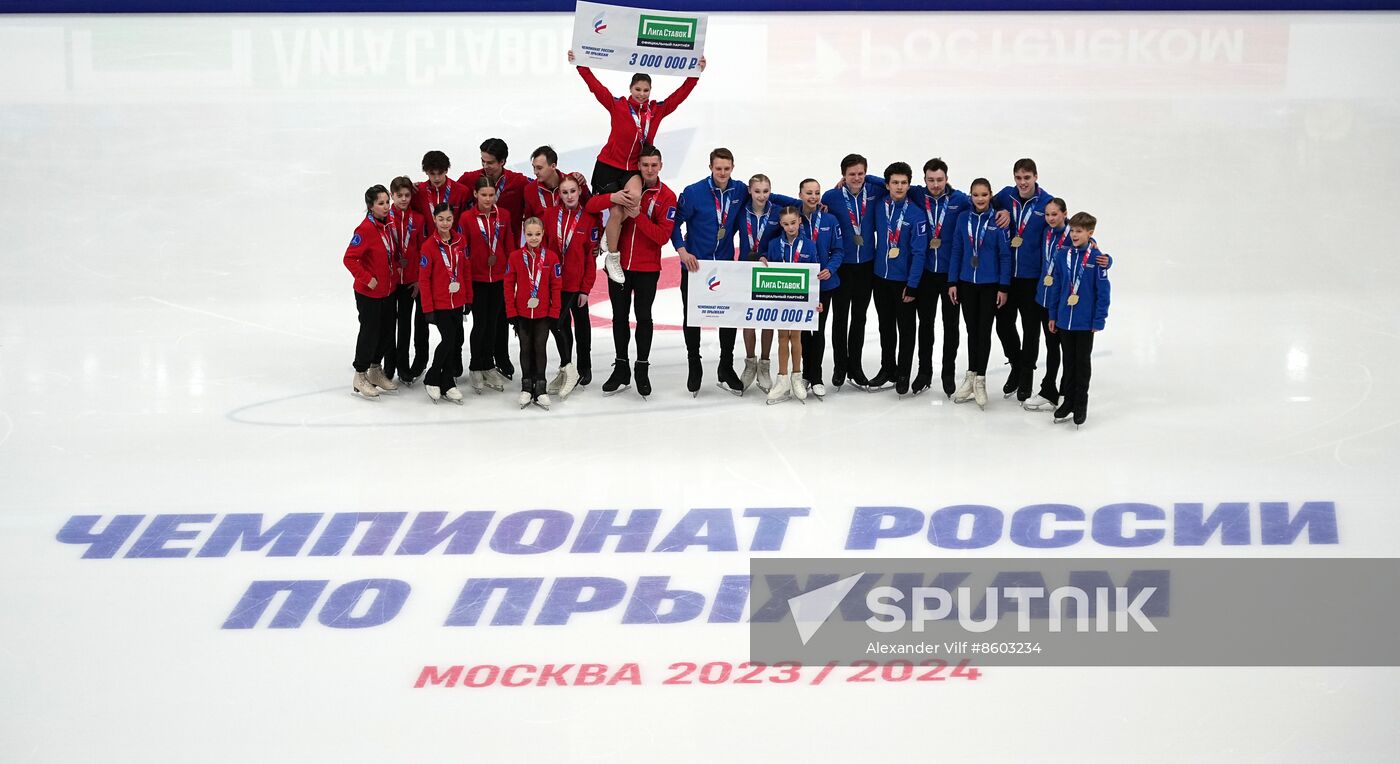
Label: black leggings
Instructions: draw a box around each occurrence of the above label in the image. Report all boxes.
[996,277,1040,376]
[518,317,553,392]
[425,311,464,391]
[680,266,737,365]
[384,284,429,380]
[959,282,1000,375]
[552,290,592,372]
[871,276,916,379]
[1059,329,1094,414]
[609,270,660,362]
[916,272,960,376]
[801,291,834,384]
[1038,305,1062,400]
[353,291,394,373]
[469,281,504,372]
[831,260,873,377]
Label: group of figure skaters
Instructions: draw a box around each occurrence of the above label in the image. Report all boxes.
[343,53,1113,425]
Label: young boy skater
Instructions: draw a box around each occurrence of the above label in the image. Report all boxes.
[1045,211,1111,427]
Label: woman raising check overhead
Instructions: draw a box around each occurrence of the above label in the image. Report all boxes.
[567,49,703,284]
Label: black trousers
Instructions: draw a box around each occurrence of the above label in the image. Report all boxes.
[916,271,959,377]
[384,284,429,380]
[609,270,660,362]
[996,277,1040,376]
[494,294,513,373]
[872,276,916,379]
[469,281,504,372]
[353,291,395,373]
[802,291,834,384]
[1059,329,1094,415]
[518,317,552,392]
[551,291,592,373]
[680,266,736,365]
[959,282,1000,375]
[425,311,464,391]
[1038,305,1062,401]
[831,260,873,377]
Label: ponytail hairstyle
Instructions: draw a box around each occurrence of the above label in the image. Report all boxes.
[364,184,389,209]
[473,175,496,192]
[432,202,453,218]
[749,173,771,188]
[778,205,802,223]
[630,73,653,88]
[969,177,993,194]
[1046,197,1068,215]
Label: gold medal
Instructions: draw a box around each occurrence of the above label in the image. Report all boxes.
[1011,236,1024,248]
[1067,294,1079,306]
[970,256,979,269]
[888,247,900,259]
[527,297,540,309]
[1043,276,1053,287]
[930,238,941,249]
[854,234,864,247]
[717,230,725,242]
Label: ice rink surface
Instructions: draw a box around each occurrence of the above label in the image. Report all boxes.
[2,10,1400,763]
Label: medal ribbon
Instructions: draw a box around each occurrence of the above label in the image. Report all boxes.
[885,199,905,251]
[710,181,733,248]
[523,247,543,300]
[1013,196,1037,243]
[557,208,583,255]
[369,214,394,274]
[967,212,991,261]
[438,235,459,284]
[1069,243,1094,299]
[805,211,821,244]
[747,205,768,254]
[843,185,868,241]
[923,194,948,244]
[1044,226,1068,273]
[629,100,653,146]
[476,210,501,254]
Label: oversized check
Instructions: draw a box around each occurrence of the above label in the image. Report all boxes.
[685,261,821,331]
[572,1,708,76]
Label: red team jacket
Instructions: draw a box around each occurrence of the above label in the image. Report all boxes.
[458,168,530,230]
[503,246,563,321]
[386,205,426,286]
[585,182,677,273]
[463,206,516,283]
[576,66,698,172]
[344,214,397,298]
[524,172,592,222]
[417,230,473,314]
[542,203,602,294]
[413,179,470,230]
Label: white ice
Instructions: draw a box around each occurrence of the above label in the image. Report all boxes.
[2,10,1399,763]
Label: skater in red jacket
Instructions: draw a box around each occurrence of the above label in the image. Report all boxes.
[568,48,702,279]
[344,184,398,399]
[464,175,517,394]
[543,174,601,398]
[418,202,473,404]
[504,218,563,409]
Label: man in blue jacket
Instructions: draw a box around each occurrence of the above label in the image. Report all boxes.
[993,158,1055,403]
[908,158,971,397]
[672,147,749,395]
[821,154,889,390]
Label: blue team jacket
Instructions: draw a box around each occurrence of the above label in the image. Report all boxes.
[764,233,821,266]
[671,177,750,260]
[1036,227,1115,308]
[821,176,888,266]
[736,194,802,261]
[800,209,844,292]
[908,185,972,275]
[993,184,1055,279]
[872,197,929,288]
[1045,238,1111,331]
[947,207,1012,286]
